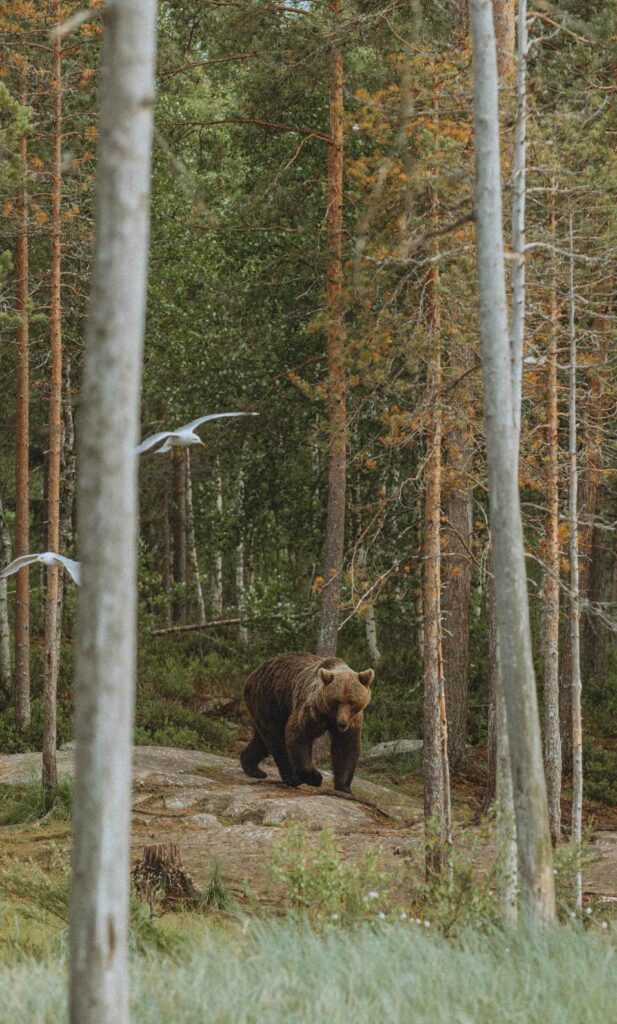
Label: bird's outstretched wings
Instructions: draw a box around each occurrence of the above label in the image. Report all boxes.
[0,553,39,579]
[0,552,81,584]
[136,431,173,455]
[53,554,81,584]
[183,411,258,432]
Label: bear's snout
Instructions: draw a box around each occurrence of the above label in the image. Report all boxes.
[336,717,350,733]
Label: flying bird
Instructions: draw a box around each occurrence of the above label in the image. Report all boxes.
[0,552,81,585]
[136,411,258,455]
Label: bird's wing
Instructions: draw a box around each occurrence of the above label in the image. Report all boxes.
[0,553,39,579]
[54,554,81,584]
[154,438,173,453]
[136,431,173,454]
[183,411,258,432]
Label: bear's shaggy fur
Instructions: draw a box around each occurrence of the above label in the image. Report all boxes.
[240,652,374,793]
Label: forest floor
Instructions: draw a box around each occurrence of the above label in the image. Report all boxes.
[2,741,617,905]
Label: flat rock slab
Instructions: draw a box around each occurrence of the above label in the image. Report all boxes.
[3,745,617,901]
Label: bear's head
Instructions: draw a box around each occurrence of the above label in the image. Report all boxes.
[318,664,374,733]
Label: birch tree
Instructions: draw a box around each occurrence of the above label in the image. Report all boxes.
[470,0,555,926]
[69,2,157,1021]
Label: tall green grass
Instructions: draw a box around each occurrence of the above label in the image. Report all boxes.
[1,921,615,1023]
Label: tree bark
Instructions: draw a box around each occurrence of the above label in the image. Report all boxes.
[185,451,206,626]
[212,460,224,615]
[317,0,346,657]
[492,0,515,81]
[236,459,248,648]
[171,448,187,622]
[69,4,156,1022]
[543,193,561,846]
[470,0,555,926]
[441,412,473,769]
[0,491,12,700]
[14,129,30,728]
[568,214,583,913]
[422,232,450,875]
[43,8,64,800]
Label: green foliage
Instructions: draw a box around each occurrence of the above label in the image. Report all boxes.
[272,826,392,926]
[583,738,617,806]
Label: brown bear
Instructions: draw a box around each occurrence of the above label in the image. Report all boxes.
[240,652,374,793]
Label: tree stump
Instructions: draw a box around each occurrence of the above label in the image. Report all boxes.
[132,843,200,911]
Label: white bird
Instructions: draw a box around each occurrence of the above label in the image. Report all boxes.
[136,411,258,455]
[0,551,81,585]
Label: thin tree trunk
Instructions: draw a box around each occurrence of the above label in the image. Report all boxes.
[43,9,64,800]
[212,459,224,615]
[495,639,518,923]
[317,0,346,657]
[470,0,555,926]
[364,605,381,667]
[171,449,187,622]
[70,4,156,1022]
[162,486,172,628]
[441,413,473,769]
[568,213,583,913]
[235,460,247,648]
[185,450,206,626]
[491,0,515,81]
[485,567,497,807]
[509,0,527,442]
[0,491,12,700]
[14,129,30,728]
[57,352,77,646]
[543,192,561,846]
[423,232,449,875]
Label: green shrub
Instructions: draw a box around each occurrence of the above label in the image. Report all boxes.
[0,777,72,826]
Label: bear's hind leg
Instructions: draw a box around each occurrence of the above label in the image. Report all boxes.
[240,731,268,779]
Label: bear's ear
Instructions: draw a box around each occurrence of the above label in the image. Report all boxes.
[319,668,335,685]
[358,669,375,688]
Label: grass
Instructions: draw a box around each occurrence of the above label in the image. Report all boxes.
[0,920,616,1023]
[0,778,72,826]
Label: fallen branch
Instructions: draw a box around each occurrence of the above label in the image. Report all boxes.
[151,610,314,636]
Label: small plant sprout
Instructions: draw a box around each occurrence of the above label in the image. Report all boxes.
[136,411,258,455]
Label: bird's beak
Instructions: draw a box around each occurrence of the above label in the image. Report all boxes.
[199,439,206,447]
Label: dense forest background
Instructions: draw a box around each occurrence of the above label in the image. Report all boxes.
[1,0,617,807]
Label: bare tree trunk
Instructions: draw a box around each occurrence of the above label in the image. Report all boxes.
[364,605,381,667]
[43,8,64,800]
[423,242,449,875]
[171,449,187,622]
[0,491,12,700]
[495,641,518,923]
[317,0,346,657]
[14,129,30,728]
[185,451,206,626]
[491,0,515,81]
[235,460,247,648]
[485,567,497,807]
[69,4,156,1022]
[568,214,583,913]
[162,486,172,628]
[470,0,555,926]
[543,193,561,846]
[212,459,224,615]
[57,353,77,647]
[441,413,473,769]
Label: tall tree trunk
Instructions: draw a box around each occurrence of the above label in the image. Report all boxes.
[423,240,450,875]
[441,412,473,769]
[543,194,561,846]
[212,460,224,615]
[14,129,30,728]
[161,484,172,629]
[495,633,518,923]
[43,10,63,800]
[485,567,497,807]
[185,450,206,626]
[235,459,247,648]
[492,0,515,81]
[568,214,583,913]
[0,491,12,700]
[69,4,156,1021]
[317,0,346,657]
[171,449,187,622]
[470,0,555,926]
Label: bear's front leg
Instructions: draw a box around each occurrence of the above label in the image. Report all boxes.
[285,721,323,787]
[331,727,361,793]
